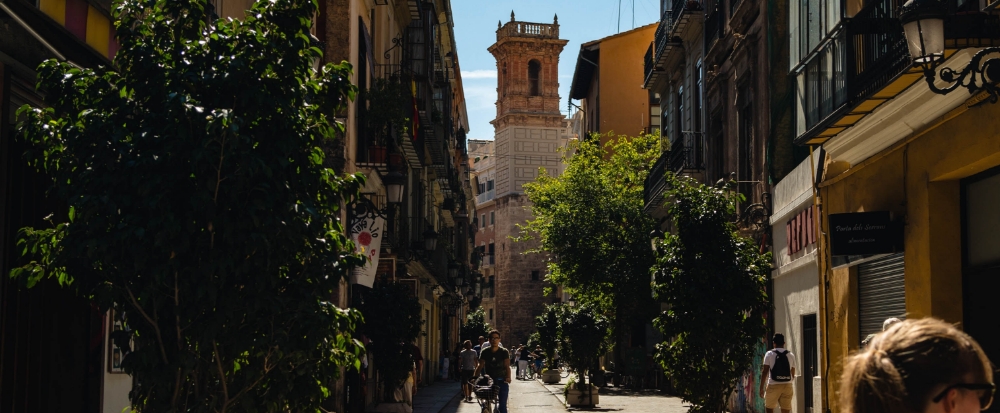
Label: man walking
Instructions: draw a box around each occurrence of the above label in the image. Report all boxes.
[474,330,511,413]
[760,333,796,413]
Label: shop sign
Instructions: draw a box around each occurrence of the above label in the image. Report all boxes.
[829,211,900,256]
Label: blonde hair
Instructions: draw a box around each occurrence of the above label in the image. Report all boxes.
[840,318,993,413]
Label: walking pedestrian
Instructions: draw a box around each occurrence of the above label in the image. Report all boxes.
[460,340,478,402]
[517,345,531,380]
[474,330,511,413]
[473,336,486,356]
[759,333,796,413]
[841,318,994,413]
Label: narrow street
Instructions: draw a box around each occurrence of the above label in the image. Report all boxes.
[414,368,690,413]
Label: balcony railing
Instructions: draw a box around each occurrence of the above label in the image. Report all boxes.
[795,0,908,143]
[654,9,672,61]
[644,150,671,213]
[643,42,655,87]
[668,145,704,173]
[476,189,496,205]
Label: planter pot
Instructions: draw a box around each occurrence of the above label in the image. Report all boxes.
[368,145,388,163]
[542,370,561,384]
[565,384,599,406]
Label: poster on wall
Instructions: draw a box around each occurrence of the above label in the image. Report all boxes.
[349,202,385,288]
[108,309,132,374]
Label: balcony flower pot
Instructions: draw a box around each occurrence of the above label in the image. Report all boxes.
[542,369,561,384]
[369,145,388,163]
[565,384,599,406]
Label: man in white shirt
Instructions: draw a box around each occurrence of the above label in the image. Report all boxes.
[759,333,797,413]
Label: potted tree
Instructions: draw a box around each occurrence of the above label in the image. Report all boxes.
[365,76,410,163]
[535,304,565,384]
[561,304,611,407]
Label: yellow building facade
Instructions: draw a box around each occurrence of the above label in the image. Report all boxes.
[569,23,658,142]
[802,39,1000,413]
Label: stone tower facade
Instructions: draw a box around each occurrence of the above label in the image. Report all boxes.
[485,13,569,346]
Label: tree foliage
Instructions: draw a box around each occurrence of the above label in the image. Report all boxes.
[460,307,491,344]
[534,303,564,370]
[651,174,771,413]
[12,0,366,411]
[356,282,423,394]
[560,304,611,391]
[519,133,660,360]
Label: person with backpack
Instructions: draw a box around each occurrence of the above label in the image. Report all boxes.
[760,333,797,413]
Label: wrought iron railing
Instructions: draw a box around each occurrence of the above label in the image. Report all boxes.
[669,0,702,31]
[795,0,909,142]
[644,150,671,211]
[668,145,704,173]
[654,9,672,61]
[644,42,655,86]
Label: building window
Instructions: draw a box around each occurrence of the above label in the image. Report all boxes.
[531,270,540,281]
[489,309,493,320]
[481,214,487,229]
[528,60,541,96]
[490,211,495,225]
[675,85,684,146]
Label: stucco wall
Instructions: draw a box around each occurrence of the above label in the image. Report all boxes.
[597,25,655,139]
[772,263,819,413]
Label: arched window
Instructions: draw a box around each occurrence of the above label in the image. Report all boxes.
[528,60,541,96]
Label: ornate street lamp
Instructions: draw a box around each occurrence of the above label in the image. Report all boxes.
[899,0,1000,103]
[384,171,405,204]
[423,227,438,251]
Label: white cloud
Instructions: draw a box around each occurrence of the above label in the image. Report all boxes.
[462,70,498,79]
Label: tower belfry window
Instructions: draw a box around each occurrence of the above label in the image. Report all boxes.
[528,60,541,96]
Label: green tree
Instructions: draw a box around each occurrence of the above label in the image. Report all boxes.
[651,174,771,413]
[356,282,423,398]
[561,304,611,393]
[461,307,491,343]
[11,0,366,411]
[520,133,660,364]
[534,303,564,370]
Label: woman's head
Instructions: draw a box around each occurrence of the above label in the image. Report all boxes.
[840,318,994,413]
[464,340,472,350]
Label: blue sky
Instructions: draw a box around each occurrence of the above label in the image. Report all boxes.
[451,0,660,140]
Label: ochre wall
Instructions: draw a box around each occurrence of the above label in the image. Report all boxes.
[597,24,655,140]
[818,101,1000,413]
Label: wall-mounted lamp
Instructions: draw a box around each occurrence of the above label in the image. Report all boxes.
[899,0,1000,104]
[650,228,665,253]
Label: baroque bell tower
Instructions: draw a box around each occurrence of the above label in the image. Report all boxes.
[483,12,568,345]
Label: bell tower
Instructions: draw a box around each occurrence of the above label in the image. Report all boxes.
[482,12,569,345]
[489,12,567,130]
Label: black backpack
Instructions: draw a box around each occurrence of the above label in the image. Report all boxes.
[770,350,792,382]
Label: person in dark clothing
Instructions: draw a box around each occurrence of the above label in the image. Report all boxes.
[474,330,511,413]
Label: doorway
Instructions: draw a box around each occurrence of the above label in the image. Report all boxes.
[962,165,1000,413]
[802,314,818,413]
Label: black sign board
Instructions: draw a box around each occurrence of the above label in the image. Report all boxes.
[829,211,900,256]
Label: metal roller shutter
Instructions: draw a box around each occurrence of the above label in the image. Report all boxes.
[858,253,906,344]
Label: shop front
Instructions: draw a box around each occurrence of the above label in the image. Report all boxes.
[817,95,1000,412]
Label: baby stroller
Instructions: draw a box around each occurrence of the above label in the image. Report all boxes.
[471,374,499,413]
